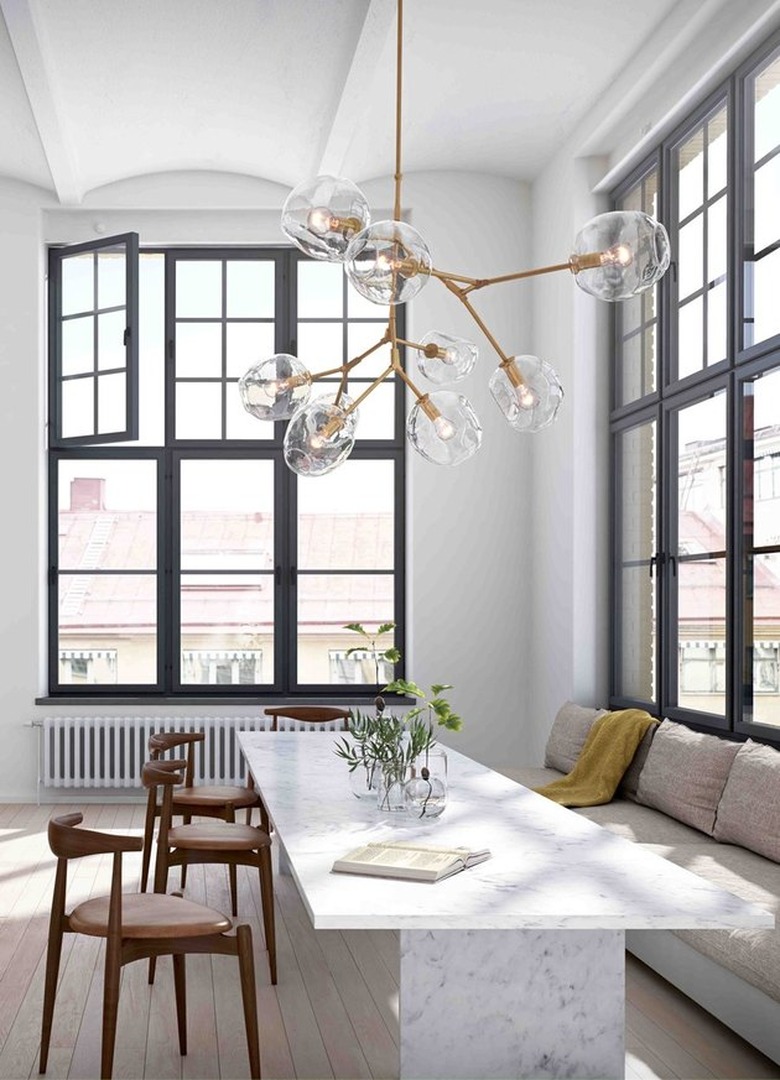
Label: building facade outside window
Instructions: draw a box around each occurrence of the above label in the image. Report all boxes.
[611,32,780,743]
[48,248,405,698]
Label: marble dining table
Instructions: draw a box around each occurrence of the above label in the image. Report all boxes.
[237,730,772,1080]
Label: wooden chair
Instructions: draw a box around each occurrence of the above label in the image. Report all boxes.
[263,705,350,731]
[145,760,277,985]
[140,730,263,900]
[40,811,260,1080]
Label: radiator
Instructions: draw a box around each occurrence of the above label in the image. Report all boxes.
[38,714,344,789]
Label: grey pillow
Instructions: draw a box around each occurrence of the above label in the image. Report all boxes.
[619,721,658,801]
[636,719,740,835]
[714,739,780,862]
[544,702,605,774]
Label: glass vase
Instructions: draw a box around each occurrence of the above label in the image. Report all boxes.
[404,749,448,819]
[376,769,408,813]
[349,761,378,800]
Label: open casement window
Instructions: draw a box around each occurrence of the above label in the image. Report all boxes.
[49,233,139,446]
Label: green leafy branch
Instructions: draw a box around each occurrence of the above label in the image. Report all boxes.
[343,622,400,686]
[382,678,463,732]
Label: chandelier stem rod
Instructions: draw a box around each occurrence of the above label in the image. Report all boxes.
[392,356,428,403]
[393,0,404,221]
[439,277,511,363]
[311,334,390,383]
[339,363,396,417]
[432,261,574,293]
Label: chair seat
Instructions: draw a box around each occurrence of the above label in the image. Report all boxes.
[168,821,271,851]
[172,785,259,809]
[69,892,232,939]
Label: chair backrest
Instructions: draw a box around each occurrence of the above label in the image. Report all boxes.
[263,706,350,732]
[141,760,187,892]
[148,731,204,786]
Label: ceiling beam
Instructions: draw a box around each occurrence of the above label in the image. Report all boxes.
[0,0,81,204]
[317,0,396,178]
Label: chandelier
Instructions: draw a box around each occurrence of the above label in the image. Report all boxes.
[239,0,670,475]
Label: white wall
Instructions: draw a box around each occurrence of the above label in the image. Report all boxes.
[0,168,531,800]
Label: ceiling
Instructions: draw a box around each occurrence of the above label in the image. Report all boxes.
[0,0,696,205]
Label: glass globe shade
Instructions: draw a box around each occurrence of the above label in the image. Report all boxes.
[416,331,478,385]
[571,210,671,301]
[281,175,370,262]
[489,356,564,433]
[238,354,312,421]
[406,390,482,466]
[283,394,359,476]
[345,220,432,306]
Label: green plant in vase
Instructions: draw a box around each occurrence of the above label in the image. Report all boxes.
[384,678,463,818]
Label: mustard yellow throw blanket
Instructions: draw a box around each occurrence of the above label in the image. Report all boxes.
[535,709,657,807]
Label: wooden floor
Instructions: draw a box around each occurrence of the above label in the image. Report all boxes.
[0,803,777,1080]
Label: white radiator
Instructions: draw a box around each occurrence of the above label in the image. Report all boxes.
[38,715,344,789]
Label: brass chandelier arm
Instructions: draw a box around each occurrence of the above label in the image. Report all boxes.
[431,260,575,294]
[439,276,512,364]
[337,362,396,418]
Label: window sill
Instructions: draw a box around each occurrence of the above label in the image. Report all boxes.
[35,693,414,707]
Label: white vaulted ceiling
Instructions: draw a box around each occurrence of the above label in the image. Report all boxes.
[0,0,707,204]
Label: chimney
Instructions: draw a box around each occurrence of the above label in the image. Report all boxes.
[70,477,106,511]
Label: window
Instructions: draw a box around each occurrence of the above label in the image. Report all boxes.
[611,33,780,743]
[49,247,405,697]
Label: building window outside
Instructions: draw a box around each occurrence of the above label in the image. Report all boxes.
[48,249,405,697]
[611,33,780,741]
[329,650,395,686]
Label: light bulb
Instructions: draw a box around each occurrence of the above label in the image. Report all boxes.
[345,220,432,305]
[433,415,456,441]
[516,384,539,411]
[307,207,333,236]
[601,243,632,268]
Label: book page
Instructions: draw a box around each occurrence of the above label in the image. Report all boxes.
[340,843,466,873]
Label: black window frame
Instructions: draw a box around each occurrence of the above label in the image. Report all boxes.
[47,245,406,701]
[610,28,780,747]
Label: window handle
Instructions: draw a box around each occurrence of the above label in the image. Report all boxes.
[649,554,657,579]
[669,554,677,577]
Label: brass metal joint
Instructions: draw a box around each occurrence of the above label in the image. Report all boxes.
[423,343,447,359]
[332,215,364,236]
[418,394,441,422]
[568,252,603,273]
[500,357,524,388]
[320,415,344,440]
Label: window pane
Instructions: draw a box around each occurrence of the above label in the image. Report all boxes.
[347,286,389,320]
[707,282,727,368]
[297,574,394,684]
[225,381,275,440]
[180,459,273,571]
[226,261,274,318]
[61,378,94,439]
[176,382,222,439]
[62,253,94,316]
[347,324,393,378]
[707,110,728,197]
[62,316,94,376]
[754,50,780,163]
[678,132,704,221]
[616,169,659,405]
[707,195,727,283]
[677,393,727,552]
[58,460,157,569]
[754,155,780,253]
[176,261,222,318]
[678,214,703,299]
[97,311,127,371]
[98,248,126,309]
[677,558,726,715]
[226,322,275,378]
[753,247,780,344]
[298,460,394,570]
[678,297,704,379]
[180,574,273,685]
[298,261,343,318]
[353,380,395,440]
[747,554,780,727]
[750,368,780,547]
[98,372,127,434]
[58,574,157,684]
[297,322,343,369]
[616,420,656,702]
[176,323,222,378]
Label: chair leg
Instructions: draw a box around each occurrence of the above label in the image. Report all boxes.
[258,846,277,985]
[148,956,157,985]
[140,792,157,893]
[100,935,122,1080]
[229,863,238,917]
[172,953,187,1056]
[236,925,260,1080]
[180,815,191,890]
[39,916,65,1074]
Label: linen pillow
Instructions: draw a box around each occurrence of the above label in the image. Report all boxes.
[636,719,740,835]
[544,702,605,774]
[713,739,780,862]
[619,720,659,802]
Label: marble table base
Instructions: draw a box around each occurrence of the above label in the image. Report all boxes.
[399,928,625,1079]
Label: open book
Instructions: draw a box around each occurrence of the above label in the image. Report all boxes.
[332,840,491,882]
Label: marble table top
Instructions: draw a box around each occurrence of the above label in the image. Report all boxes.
[238,732,774,932]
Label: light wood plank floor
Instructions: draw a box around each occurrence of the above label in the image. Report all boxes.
[0,803,777,1080]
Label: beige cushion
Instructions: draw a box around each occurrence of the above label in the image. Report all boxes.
[575,800,710,846]
[619,722,658,801]
[544,702,606,773]
[636,719,740,836]
[713,739,780,862]
[654,843,780,1002]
